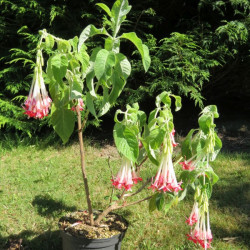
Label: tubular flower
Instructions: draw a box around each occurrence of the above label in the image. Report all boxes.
[187,205,213,249]
[71,98,84,112]
[23,66,51,119]
[149,153,182,193]
[170,129,178,147]
[112,157,142,191]
[180,160,195,171]
[186,202,199,226]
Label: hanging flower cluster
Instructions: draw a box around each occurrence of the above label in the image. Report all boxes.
[23,51,51,119]
[186,201,213,249]
[149,152,182,192]
[71,98,84,112]
[112,157,142,191]
[149,129,182,193]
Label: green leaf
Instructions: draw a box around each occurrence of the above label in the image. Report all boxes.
[120,32,151,72]
[86,92,97,117]
[156,92,171,107]
[171,94,182,111]
[94,49,115,80]
[141,138,159,166]
[45,34,54,49]
[113,123,139,162]
[109,71,126,104]
[202,105,219,118]
[96,3,112,17]
[156,193,164,211]
[198,115,212,134]
[57,40,71,53]
[98,87,111,117]
[78,25,108,52]
[165,196,178,213]
[105,37,120,53]
[51,54,68,84]
[115,53,131,79]
[86,68,96,97]
[51,107,75,144]
[181,129,196,159]
[111,0,131,37]
[205,168,219,185]
[149,194,157,212]
[148,127,166,149]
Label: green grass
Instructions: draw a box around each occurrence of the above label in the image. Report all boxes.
[0,139,249,249]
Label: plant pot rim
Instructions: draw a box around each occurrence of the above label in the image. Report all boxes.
[58,210,128,240]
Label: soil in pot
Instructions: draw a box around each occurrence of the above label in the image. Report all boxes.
[58,210,128,250]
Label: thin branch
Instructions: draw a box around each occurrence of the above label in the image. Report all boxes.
[107,156,114,205]
[77,107,94,226]
[124,178,151,197]
[136,156,148,173]
[116,195,154,209]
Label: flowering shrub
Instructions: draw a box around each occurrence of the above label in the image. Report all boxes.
[23,0,222,248]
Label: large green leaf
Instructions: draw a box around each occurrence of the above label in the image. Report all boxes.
[96,3,112,17]
[198,115,213,134]
[86,92,97,117]
[109,71,126,104]
[120,32,151,72]
[51,107,75,144]
[113,123,139,162]
[148,127,166,149]
[104,37,120,53]
[111,0,131,37]
[94,49,115,80]
[115,53,131,79]
[51,54,68,85]
[78,25,108,52]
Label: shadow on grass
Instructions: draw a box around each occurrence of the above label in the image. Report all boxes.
[32,195,77,217]
[213,182,250,216]
[213,224,250,249]
[0,230,62,250]
[213,181,250,248]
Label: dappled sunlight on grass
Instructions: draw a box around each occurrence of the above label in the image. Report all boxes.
[0,143,249,249]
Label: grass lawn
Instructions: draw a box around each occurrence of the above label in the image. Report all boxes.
[0,137,249,249]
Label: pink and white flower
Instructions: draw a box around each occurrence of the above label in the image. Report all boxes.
[186,202,199,225]
[180,160,195,171]
[71,98,84,112]
[23,67,51,119]
[112,157,142,191]
[187,203,213,249]
[170,129,178,147]
[149,153,182,193]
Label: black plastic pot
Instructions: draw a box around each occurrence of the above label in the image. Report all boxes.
[60,229,126,250]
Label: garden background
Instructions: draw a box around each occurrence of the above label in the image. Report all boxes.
[0,0,249,249]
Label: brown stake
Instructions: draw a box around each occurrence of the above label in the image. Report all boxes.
[76,107,94,226]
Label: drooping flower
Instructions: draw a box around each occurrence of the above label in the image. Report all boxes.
[186,202,199,226]
[180,160,195,171]
[170,129,178,147]
[23,66,51,119]
[187,203,213,249]
[149,153,182,193]
[71,98,84,112]
[112,157,142,191]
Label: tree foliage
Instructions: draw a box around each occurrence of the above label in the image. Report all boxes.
[0,0,249,135]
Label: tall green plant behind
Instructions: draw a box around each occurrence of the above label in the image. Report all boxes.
[124,0,249,107]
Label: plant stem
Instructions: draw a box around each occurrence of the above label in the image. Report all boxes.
[124,178,151,197]
[94,190,126,225]
[76,107,94,226]
[116,195,154,209]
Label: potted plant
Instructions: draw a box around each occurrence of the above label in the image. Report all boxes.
[23,0,222,249]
